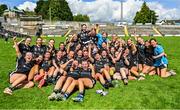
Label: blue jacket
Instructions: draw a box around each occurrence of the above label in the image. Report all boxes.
[96,33,108,48]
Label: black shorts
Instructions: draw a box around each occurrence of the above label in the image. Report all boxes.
[145,59,154,66]
[138,58,146,65]
[129,60,138,68]
[67,75,79,80]
[95,68,102,73]
[9,70,29,77]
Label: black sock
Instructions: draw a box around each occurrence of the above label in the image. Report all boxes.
[103,83,109,89]
[79,91,84,97]
[8,85,15,91]
[60,90,65,94]
[53,89,60,94]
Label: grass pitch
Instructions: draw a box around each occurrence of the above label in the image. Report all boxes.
[0,36,180,109]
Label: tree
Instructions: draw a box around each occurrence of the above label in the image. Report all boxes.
[73,14,90,22]
[34,0,50,19]
[35,0,73,21]
[0,4,8,16]
[49,0,73,21]
[133,2,158,24]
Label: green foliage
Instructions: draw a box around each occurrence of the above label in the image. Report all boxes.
[49,0,73,21]
[73,14,90,22]
[0,37,180,109]
[133,2,158,24]
[35,0,73,21]
[0,4,8,16]
[34,0,50,19]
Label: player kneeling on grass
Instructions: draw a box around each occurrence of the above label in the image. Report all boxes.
[4,38,35,95]
[150,38,176,77]
[34,51,55,88]
[94,53,113,89]
[72,60,96,102]
[51,50,66,84]
[113,48,130,85]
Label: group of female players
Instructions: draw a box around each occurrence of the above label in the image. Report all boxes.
[3,24,176,102]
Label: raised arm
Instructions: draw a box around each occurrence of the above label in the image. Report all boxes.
[88,44,94,63]
[13,37,21,58]
[61,59,74,69]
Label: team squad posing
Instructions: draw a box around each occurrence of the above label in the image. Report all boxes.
[3,24,176,102]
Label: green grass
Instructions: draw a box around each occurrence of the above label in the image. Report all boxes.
[0,36,180,109]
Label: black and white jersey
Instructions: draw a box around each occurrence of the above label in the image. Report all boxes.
[78,30,90,45]
[80,68,92,78]
[13,56,35,75]
[67,67,80,79]
[18,43,31,56]
[40,59,53,71]
[31,45,47,57]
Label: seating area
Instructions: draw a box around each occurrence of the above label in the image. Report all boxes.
[0,28,31,38]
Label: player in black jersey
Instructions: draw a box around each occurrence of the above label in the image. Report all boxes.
[77,24,91,46]
[13,37,32,57]
[31,37,47,57]
[127,39,145,80]
[46,39,56,56]
[51,50,66,84]
[34,51,55,88]
[48,60,80,101]
[139,40,155,75]
[88,28,98,45]
[58,42,67,56]
[94,52,113,89]
[113,48,130,85]
[136,37,146,72]
[67,34,80,52]
[75,50,83,65]
[72,60,95,102]
[4,38,35,95]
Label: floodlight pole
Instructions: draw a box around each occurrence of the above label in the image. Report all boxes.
[49,7,51,24]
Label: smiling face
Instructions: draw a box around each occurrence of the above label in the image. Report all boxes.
[44,52,51,59]
[72,34,78,41]
[82,24,87,32]
[127,39,132,46]
[83,51,88,58]
[49,39,55,46]
[150,39,157,47]
[145,41,150,47]
[110,47,115,54]
[82,61,89,69]
[25,37,32,45]
[77,50,83,57]
[102,42,107,48]
[95,53,101,60]
[59,43,65,50]
[72,60,79,68]
[25,52,33,62]
[137,37,144,44]
[68,51,74,59]
[102,32,107,38]
[101,50,107,58]
[36,38,42,46]
[56,51,63,58]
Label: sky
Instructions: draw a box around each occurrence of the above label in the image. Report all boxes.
[0,0,179,22]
